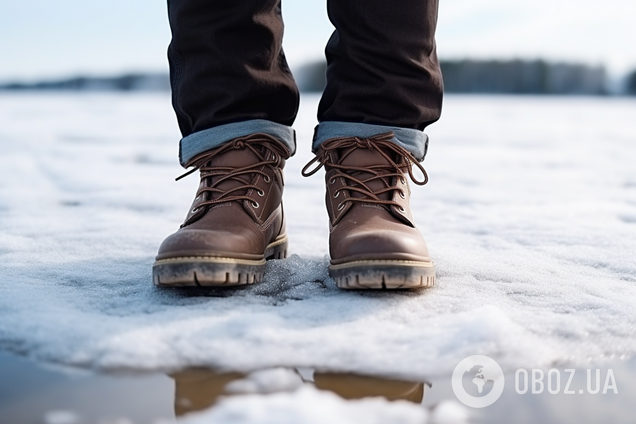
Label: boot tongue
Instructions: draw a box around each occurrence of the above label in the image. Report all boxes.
[202,144,265,200]
[339,145,396,201]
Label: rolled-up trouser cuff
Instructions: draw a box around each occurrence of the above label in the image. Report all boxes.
[313,121,429,161]
[179,119,297,166]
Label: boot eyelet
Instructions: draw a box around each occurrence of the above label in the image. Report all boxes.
[399,190,405,199]
[398,206,405,212]
[337,203,345,211]
[191,207,199,214]
[271,153,277,161]
[400,177,406,184]
[333,191,340,198]
[330,178,336,184]
[257,189,265,197]
[251,201,260,208]
[263,175,271,183]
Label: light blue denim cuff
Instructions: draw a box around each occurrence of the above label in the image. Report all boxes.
[313,121,429,161]
[179,119,296,166]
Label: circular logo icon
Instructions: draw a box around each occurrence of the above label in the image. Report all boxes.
[451,355,505,408]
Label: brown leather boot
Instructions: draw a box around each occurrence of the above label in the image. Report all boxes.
[302,132,435,289]
[153,133,290,287]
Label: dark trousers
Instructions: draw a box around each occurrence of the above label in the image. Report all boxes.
[167,0,443,140]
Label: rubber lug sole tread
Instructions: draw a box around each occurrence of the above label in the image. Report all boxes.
[153,238,287,287]
[329,260,436,290]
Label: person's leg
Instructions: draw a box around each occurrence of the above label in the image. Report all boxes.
[303,0,443,289]
[167,0,299,165]
[154,0,297,287]
[315,0,442,158]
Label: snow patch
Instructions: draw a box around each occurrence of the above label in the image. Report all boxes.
[226,368,305,394]
[179,386,428,424]
[0,94,635,380]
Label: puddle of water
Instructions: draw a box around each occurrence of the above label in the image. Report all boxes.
[2,350,636,424]
[0,352,174,423]
[170,367,427,417]
[0,352,429,424]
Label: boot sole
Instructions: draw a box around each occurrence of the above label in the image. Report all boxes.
[329,260,435,290]
[152,236,288,287]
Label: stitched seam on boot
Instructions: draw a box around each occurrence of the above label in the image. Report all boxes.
[259,206,281,231]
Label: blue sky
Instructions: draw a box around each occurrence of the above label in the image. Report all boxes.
[1,0,634,81]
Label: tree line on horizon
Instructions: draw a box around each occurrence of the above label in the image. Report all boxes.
[2,60,635,95]
[296,59,634,95]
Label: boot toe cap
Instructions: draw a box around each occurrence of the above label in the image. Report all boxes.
[331,227,431,263]
[156,228,264,260]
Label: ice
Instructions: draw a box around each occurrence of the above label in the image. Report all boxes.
[0,93,636,382]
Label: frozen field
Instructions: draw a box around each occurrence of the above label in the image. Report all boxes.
[1,93,635,383]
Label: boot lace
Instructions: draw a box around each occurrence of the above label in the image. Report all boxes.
[301,132,428,210]
[176,133,289,227]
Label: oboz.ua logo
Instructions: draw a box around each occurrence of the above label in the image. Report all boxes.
[452,356,619,408]
[451,355,505,408]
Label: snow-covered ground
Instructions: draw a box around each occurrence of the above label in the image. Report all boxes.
[1,93,635,385]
